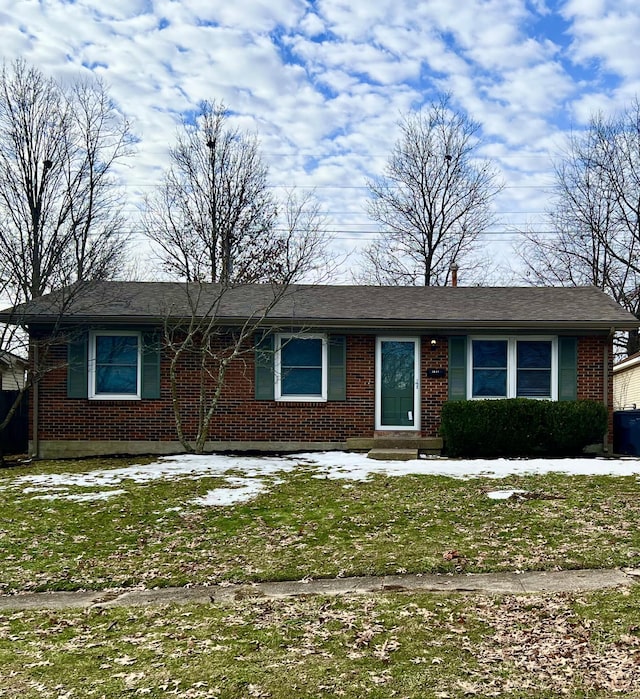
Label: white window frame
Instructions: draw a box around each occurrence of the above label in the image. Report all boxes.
[88,330,142,400]
[467,336,558,401]
[275,333,328,402]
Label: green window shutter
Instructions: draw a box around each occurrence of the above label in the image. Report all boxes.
[255,332,275,400]
[448,336,467,401]
[558,336,577,401]
[327,335,346,401]
[141,332,161,399]
[67,332,88,398]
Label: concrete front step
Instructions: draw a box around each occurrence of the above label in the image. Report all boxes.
[367,448,420,461]
[346,436,443,453]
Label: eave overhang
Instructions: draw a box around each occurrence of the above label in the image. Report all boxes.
[9,314,639,334]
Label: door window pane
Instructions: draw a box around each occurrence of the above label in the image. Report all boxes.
[380,340,415,426]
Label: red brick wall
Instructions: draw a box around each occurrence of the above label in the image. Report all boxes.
[421,335,448,436]
[577,334,614,442]
[35,334,376,444]
[32,332,613,446]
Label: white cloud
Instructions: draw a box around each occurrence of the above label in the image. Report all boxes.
[299,10,326,37]
[563,1,640,91]
[0,0,638,278]
[569,14,640,81]
[488,62,575,117]
[181,0,307,31]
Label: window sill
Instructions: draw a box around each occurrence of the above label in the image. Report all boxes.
[275,396,327,403]
[470,395,554,401]
[89,395,141,401]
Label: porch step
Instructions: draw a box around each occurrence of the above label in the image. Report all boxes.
[346,436,443,455]
[367,448,420,461]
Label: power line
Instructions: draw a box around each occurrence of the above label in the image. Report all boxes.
[120,228,560,242]
[115,182,555,190]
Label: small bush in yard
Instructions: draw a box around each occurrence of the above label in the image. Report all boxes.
[440,399,607,457]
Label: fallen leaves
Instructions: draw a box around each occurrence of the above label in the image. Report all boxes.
[112,655,137,666]
[4,462,640,593]
[442,549,467,572]
[3,590,640,698]
[442,549,461,561]
[473,593,640,695]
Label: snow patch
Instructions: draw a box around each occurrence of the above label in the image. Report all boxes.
[486,489,528,500]
[190,476,270,507]
[3,452,640,507]
[31,489,127,502]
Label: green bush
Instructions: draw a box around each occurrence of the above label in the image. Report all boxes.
[440,399,608,458]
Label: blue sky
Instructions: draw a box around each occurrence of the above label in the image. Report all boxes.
[2,0,640,281]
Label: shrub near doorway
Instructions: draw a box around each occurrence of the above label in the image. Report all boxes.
[440,399,607,457]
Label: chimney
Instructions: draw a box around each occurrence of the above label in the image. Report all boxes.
[450,262,459,287]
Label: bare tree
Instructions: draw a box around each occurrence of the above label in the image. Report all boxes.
[144,100,290,284]
[131,98,336,453]
[161,189,333,454]
[0,59,134,460]
[162,285,275,454]
[358,95,503,286]
[0,59,134,302]
[517,102,640,355]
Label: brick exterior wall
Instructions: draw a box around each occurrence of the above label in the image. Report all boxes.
[32,331,613,448]
[421,335,448,436]
[34,334,377,445]
[577,334,614,441]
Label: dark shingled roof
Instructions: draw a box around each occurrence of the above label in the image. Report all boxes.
[1,281,637,331]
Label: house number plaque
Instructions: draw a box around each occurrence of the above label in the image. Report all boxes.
[427,368,447,378]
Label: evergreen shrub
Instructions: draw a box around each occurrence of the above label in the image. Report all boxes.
[440,399,607,457]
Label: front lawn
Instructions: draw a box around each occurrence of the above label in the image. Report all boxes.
[2,453,640,698]
[1,453,640,593]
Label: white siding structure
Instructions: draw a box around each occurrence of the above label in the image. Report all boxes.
[0,353,26,391]
[613,353,640,410]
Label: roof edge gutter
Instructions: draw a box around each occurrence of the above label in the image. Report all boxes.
[5,316,640,333]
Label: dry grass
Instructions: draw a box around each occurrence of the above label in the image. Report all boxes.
[1,457,640,592]
[1,589,639,698]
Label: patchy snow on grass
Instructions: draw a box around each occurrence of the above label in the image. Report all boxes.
[486,489,528,500]
[191,477,270,507]
[2,453,297,503]
[31,489,127,502]
[298,452,640,480]
[3,452,640,505]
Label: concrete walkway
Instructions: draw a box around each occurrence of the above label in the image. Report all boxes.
[1,568,639,611]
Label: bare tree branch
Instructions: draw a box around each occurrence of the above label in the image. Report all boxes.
[144,101,273,283]
[0,59,134,460]
[141,101,337,452]
[0,59,134,302]
[358,94,503,286]
[160,282,301,454]
[516,101,640,355]
[143,101,335,285]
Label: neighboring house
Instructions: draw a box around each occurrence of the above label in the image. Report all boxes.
[613,352,640,410]
[0,351,28,455]
[0,351,26,391]
[0,282,637,459]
